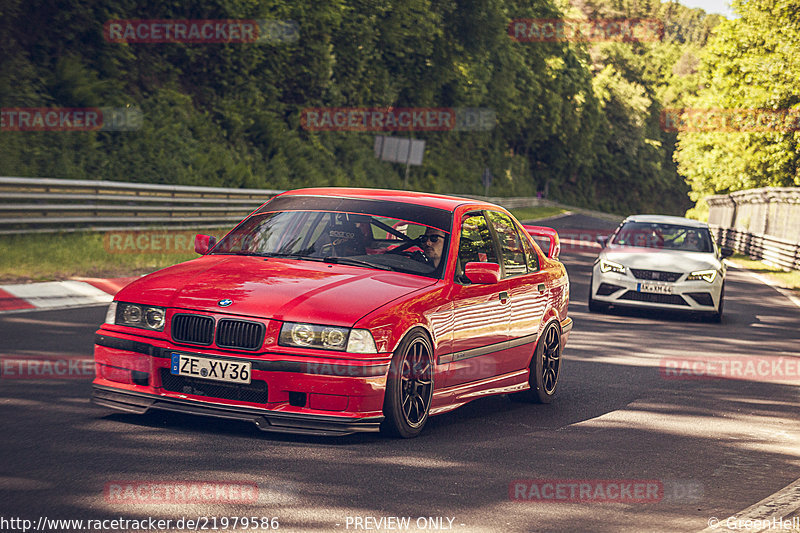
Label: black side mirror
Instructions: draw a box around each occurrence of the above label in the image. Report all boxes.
[720,247,734,258]
[597,235,610,247]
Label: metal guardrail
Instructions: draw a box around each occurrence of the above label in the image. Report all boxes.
[0,177,282,234]
[460,194,625,223]
[1,178,622,235]
[707,187,800,271]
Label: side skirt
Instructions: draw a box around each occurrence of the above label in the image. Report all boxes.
[429,369,530,416]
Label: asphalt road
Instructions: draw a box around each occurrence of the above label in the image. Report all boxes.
[2,213,800,533]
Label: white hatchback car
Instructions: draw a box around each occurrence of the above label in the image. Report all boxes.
[589,215,733,321]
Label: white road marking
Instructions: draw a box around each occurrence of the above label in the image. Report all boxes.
[725,260,800,310]
[700,477,800,532]
[0,280,112,309]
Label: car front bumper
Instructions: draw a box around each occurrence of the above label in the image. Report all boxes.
[92,385,383,436]
[591,266,723,311]
[92,332,389,436]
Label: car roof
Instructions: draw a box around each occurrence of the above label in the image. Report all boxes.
[276,187,498,212]
[622,214,709,228]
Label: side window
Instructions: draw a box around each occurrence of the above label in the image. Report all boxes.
[519,227,540,272]
[456,213,498,282]
[486,211,527,278]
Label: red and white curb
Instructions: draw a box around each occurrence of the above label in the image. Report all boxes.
[0,277,137,314]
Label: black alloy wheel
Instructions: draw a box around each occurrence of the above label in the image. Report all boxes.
[382,330,434,438]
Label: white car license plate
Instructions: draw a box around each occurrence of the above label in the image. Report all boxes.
[170,353,251,384]
[638,282,673,294]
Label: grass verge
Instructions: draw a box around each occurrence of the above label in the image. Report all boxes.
[509,206,568,222]
[727,254,800,292]
[0,228,227,283]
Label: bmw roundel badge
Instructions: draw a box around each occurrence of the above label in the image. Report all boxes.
[218,299,233,307]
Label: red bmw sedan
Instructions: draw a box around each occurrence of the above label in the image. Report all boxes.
[92,188,572,437]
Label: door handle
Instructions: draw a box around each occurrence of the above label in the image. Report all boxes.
[499,291,509,302]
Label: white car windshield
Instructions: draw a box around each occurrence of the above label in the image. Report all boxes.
[611,222,713,252]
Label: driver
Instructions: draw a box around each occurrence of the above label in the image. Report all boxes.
[683,230,702,251]
[419,227,446,269]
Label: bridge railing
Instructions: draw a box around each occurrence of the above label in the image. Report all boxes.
[707,187,800,271]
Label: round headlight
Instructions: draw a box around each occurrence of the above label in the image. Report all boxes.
[122,305,142,324]
[145,307,165,330]
[291,323,315,346]
[322,327,346,348]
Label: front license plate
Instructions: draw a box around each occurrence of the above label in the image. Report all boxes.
[170,353,251,384]
[637,282,673,294]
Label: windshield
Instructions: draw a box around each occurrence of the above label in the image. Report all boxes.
[211,196,452,279]
[611,222,714,252]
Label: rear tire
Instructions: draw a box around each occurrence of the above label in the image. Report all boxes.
[381,329,434,438]
[512,322,561,404]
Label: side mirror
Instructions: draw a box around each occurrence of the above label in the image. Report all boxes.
[597,235,610,247]
[720,247,734,258]
[195,234,217,255]
[523,225,561,259]
[464,262,501,284]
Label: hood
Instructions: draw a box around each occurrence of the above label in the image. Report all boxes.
[601,245,721,273]
[116,255,436,326]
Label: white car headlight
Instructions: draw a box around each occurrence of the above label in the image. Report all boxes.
[113,302,166,331]
[599,259,625,274]
[279,322,377,353]
[687,269,717,283]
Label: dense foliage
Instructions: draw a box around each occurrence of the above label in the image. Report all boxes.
[676,0,800,219]
[0,0,736,215]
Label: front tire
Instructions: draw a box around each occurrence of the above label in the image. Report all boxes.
[588,293,606,313]
[381,329,434,438]
[588,274,607,313]
[707,283,724,323]
[513,322,562,403]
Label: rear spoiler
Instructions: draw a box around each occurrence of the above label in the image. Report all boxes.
[523,225,560,259]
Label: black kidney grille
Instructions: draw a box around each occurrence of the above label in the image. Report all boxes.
[630,269,682,282]
[171,314,214,345]
[216,319,265,351]
[160,369,268,403]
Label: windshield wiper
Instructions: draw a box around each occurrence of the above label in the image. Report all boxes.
[260,252,325,262]
[322,257,393,270]
[211,251,270,257]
